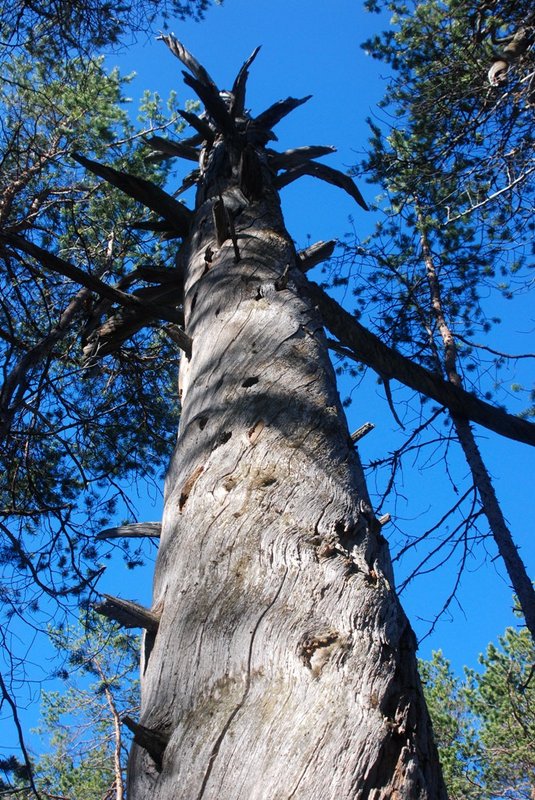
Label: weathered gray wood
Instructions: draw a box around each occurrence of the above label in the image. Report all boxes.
[181,71,234,134]
[81,282,185,360]
[230,46,262,116]
[177,108,214,141]
[159,35,218,92]
[276,160,369,210]
[123,716,169,769]
[127,41,446,800]
[350,421,375,442]
[94,594,160,632]
[96,523,162,540]
[175,169,200,196]
[254,94,312,130]
[297,239,337,271]
[268,145,336,171]
[144,135,200,162]
[72,153,193,232]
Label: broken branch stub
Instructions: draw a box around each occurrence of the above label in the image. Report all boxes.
[93,594,160,633]
[276,161,369,210]
[123,716,169,770]
[230,45,262,117]
[298,239,337,272]
[72,153,193,234]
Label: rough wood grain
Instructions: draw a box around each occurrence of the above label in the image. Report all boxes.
[94,594,160,632]
[96,523,162,539]
[276,161,369,210]
[126,49,446,798]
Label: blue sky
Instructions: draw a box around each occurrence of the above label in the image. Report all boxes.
[2,0,534,761]
[99,0,534,669]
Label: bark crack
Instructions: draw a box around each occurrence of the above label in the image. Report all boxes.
[287,732,327,798]
[195,569,288,800]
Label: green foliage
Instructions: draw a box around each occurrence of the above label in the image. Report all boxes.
[466,626,535,798]
[33,614,140,800]
[334,0,535,623]
[0,44,185,781]
[420,652,483,799]
[352,0,534,383]
[421,622,535,799]
[0,51,182,596]
[0,0,216,63]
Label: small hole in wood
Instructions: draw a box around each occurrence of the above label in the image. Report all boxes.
[242,376,259,388]
[213,430,232,450]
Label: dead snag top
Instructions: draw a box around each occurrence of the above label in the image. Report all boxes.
[65,38,535,448]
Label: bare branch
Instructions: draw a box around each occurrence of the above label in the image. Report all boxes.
[276,162,369,210]
[72,153,193,234]
[94,594,160,633]
[96,523,162,540]
[1,233,192,355]
[302,278,535,447]
[268,145,337,171]
[144,135,200,163]
[181,71,234,134]
[455,332,535,360]
[298,239,337,272]
[254,95,312,131]
[176,108,214,142]
[231,46,262,117]
[0,670,43,800]
[158,35,218,91]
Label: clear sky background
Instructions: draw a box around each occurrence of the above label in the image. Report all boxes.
[99,0,534,669]
[2,0,534,758]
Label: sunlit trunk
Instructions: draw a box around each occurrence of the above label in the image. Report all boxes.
[127,64,446,794]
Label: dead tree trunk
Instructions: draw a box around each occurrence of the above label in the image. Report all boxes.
[117,41,447,800]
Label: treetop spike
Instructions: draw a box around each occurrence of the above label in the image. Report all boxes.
[231,45,262,116]
[159,34,218,91]
[254,95,313,131]
[181,71,235,134]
